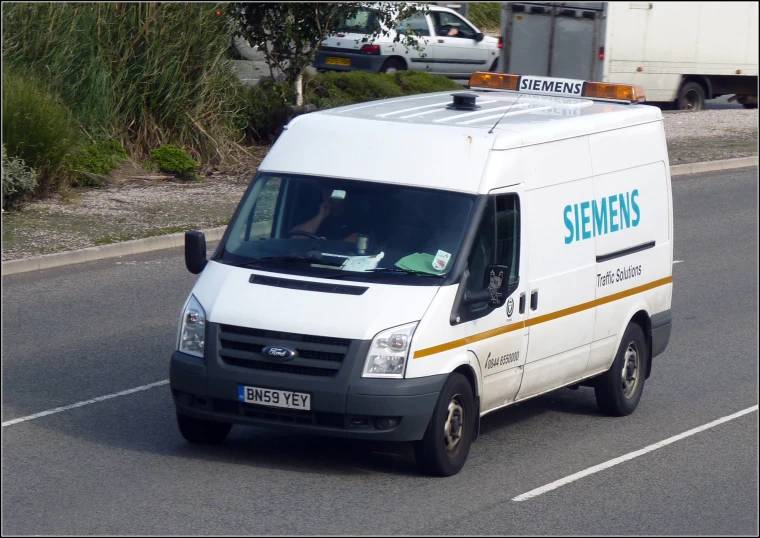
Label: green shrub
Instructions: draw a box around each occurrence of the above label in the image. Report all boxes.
[240,80,295,143]
[467,3,502,32]
[2,144,38,210]
[70,139,128,186]
[1,70,81,196]
[150,145,200,180]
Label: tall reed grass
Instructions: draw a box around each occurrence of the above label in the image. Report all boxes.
[2,2,245,163]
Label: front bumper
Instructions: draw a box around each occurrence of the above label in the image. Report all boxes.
[170,326,445,442]
[313,49,386,73]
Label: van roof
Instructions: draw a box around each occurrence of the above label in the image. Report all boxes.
[320,89,661,147]
[260,89,662,194]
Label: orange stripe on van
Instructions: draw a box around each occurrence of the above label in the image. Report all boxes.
[412,276,673,359]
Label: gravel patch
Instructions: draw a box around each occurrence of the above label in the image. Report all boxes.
[2,111,757,262]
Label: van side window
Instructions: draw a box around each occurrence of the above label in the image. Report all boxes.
[244,177,281,241]
[467,194,520,294]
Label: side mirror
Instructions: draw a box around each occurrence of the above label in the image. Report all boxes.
[185,231,207,275]
[463,264,509,307]
[474,32,484,42]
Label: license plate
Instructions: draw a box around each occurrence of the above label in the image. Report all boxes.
[238,385,311,411]
[326,56,351,66]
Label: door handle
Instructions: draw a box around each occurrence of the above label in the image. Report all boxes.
[530,290,539,311]
[519,293,526,314]
[437,39,444,43]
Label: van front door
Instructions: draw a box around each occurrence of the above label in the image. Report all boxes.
[461,190,528,414]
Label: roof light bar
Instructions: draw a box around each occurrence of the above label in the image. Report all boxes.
[468,72,646,103]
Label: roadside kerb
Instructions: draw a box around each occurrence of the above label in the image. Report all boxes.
[2,156,758,276]
[3,227,226,276]
[670,156,757,176]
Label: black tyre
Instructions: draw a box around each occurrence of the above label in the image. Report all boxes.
[742,102,758,109]
[676,81,705,111]
[489,59,499,72]
[177,413,232,445]
[595,323,648,416]
[380,58,406,74]
[414,373,475,477]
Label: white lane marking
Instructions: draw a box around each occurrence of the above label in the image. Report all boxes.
[512,405,758,502]
[673,260,683,264]
[2,380,169,427]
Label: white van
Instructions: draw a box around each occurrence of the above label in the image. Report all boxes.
[171,72,674,476]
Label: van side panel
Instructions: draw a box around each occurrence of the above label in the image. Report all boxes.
[587,123,673,375]
[516,138,596,400]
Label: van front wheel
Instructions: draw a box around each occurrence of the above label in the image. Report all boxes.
[595,323,648,416]
[414,373,475,476]
[177,413,232,445]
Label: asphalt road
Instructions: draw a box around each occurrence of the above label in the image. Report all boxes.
[2,168,758,535]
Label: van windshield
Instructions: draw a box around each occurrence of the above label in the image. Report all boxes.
[219,173,476,285]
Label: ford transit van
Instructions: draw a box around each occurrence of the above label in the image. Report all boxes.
[171,72,673,476]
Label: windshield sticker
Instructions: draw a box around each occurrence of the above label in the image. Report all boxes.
[433,250,452,271]
[341,252,385,272]
[331,189,347,199]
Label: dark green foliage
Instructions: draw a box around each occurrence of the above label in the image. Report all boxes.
[150,145,200,180]
[1,70,81,196]
[70,140,128,186]
[466,3,502,32]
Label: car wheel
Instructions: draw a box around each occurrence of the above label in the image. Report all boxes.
[177,413,232,445]
[489,59,499,72]
[381,58,406,74]
[675,81,705,111]
[594,323,648,416]
[414,373,475,476]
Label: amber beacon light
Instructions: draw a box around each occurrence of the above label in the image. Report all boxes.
[469,72,647,103]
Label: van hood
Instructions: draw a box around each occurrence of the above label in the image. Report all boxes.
[191,261,441,341]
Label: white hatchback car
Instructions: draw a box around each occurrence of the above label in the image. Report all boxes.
[313,5,501,77]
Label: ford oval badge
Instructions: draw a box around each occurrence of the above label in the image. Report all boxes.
[262,345,297,361]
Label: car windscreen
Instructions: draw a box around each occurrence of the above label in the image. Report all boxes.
[219,173,476,285]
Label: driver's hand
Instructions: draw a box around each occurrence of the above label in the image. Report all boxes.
[317,202,330,222]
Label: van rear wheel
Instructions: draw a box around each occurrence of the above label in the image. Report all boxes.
[177,413,232,445]
[595,323,648,416]
[414,373,475,476]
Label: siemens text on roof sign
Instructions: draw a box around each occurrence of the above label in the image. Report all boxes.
[519,76,585,97]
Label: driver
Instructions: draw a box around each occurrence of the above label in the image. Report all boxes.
[290,187,364,242]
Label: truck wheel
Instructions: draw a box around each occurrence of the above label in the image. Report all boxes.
[676,81,705,111]
[414,373,475,476]
[595,323,648,416]
[177,413,232,445]
[380,58,406,74]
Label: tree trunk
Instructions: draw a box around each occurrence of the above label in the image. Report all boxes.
[295,72,304,106]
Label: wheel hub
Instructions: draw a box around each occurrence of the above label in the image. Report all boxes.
[444,396,465,455]
[621,342,640,399]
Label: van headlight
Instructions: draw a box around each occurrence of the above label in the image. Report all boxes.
[178,295,206,358]
[362,322,418,378]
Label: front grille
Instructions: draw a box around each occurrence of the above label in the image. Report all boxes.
[218,324,352,377]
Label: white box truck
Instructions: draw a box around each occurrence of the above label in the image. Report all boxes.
[498,1,758,110]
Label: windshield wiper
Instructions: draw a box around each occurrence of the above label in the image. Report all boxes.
[369,267,446,278]
[222,255,345,269]
[256,255,345,267]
